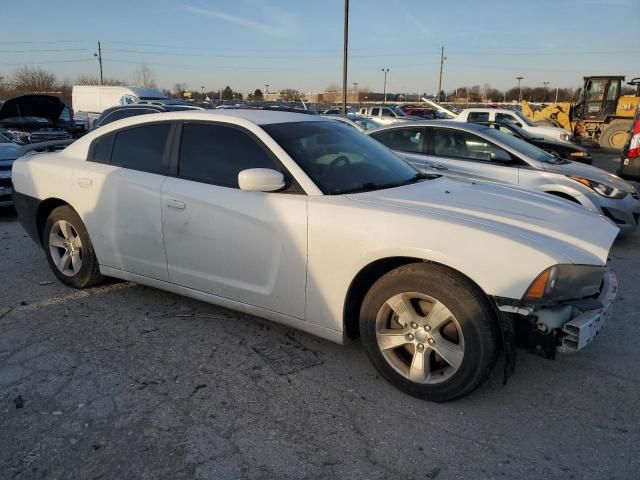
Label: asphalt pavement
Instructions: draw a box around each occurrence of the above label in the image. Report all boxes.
[1,149,638,480]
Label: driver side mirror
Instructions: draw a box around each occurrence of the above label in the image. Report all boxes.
[238,168,286,192]
[490,150,513,163]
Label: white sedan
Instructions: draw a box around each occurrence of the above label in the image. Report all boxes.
[12,110,618,401]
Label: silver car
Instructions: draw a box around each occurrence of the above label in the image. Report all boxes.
[368,121,640,235]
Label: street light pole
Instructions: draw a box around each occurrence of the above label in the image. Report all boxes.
[381,68,389,104]
[342,0,349,114]
[516,76,524,103]
[554,86,559,103]
[265,84,269,98]
[353,82,358,104]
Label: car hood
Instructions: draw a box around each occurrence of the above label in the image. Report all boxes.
[542,160,636,193]
[0,143,20,158]
[535,125,568,135]
[0,95,65,123]
[346,176,618,265]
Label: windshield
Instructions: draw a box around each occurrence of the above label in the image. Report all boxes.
[390,107,406,116]
[512,109,538,127]
[483,128,557,163]
[263,121,428,194]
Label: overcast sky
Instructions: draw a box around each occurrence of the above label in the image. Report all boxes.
[1,0,638,94]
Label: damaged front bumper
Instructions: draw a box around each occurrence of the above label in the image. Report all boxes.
[497,268,618,355]
[557,269,617,352]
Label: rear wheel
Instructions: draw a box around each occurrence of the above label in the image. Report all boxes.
[43,205,103,288]
[599,120,632,151]
[360,263,498,402]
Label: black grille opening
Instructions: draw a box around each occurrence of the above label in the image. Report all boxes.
[601,207,626,225]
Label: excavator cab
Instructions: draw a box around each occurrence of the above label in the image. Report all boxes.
[573,76,624,122]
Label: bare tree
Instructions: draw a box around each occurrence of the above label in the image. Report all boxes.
[133,64,157,89]
[279,88,303,102]
[76,74,125,86]
[323,84,341,103]
[13,66,57,93]
[174,82,188,97]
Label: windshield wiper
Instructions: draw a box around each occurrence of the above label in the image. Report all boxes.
[332,173,434,195]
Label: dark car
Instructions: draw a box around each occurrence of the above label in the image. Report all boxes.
[0,95,78,144]
[93,103,204,129]
[617,105,640,182]
[475,121,592,164]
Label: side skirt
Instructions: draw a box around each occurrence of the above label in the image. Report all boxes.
[100,266,345,345]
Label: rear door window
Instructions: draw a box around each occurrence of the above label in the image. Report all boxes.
[88,133,115,164]
[370,127,427,154]
[110,123,171,174]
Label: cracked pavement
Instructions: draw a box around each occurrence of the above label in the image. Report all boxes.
[1,152,639,480]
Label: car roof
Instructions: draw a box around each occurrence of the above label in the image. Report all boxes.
[63,109,329,160]
[367,120,491,133]
[458,107,518,114]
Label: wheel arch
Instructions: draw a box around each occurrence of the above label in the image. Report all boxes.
[36,197,76,245]
[545,190,581,204]
[342,256,498,340]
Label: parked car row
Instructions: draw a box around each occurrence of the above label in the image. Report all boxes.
[10,109,626,402]
[367,120,639,234]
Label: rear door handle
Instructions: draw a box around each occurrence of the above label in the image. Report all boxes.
[167,199,186,210]
[431,163,448,171]
[78,177,92,187]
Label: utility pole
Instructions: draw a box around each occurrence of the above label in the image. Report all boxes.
[437,46,446,102]
[342,0,349,114]
[516,76,524,103]
[381,68,389,104]
[94,41,103,86]
[554,86,559,103]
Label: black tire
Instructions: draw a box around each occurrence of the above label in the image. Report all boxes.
[43,205,103,288]
[599,120,632,151]
[360,263,498,402]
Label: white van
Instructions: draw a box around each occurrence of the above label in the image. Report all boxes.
[72,86,167,128]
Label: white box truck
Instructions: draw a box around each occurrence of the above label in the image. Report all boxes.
[72,85,167,129]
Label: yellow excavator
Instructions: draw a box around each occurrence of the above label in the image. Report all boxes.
[522,75,640,151]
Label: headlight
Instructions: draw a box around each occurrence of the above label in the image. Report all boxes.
[523,265,604,304]
[560,133,572,142]
[569,176,627,199]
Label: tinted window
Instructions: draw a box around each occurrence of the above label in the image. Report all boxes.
[496,112,520,126]
[370,127,426,153]
[381,108,394,117]
[89,133,114,164]
[97,108,158,128]
[179,123,279,188]
[371,108,380,115]
[432,128,497,161]
[467,112,490,122]
[263,121,425,195]
[110,124,170,174]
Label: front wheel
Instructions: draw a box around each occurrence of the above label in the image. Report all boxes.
[43,205,103,288]
[360,263,498,402]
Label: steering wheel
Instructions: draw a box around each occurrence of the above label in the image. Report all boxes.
[329,155,351,168]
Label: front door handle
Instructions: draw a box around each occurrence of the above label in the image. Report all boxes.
[167,199,186,210]
[78,177,92,187]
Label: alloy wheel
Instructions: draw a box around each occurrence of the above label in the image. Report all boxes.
[375,292,465,384]
[48,220,83,277]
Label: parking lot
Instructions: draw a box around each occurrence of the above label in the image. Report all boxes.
[1,149,638,480]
